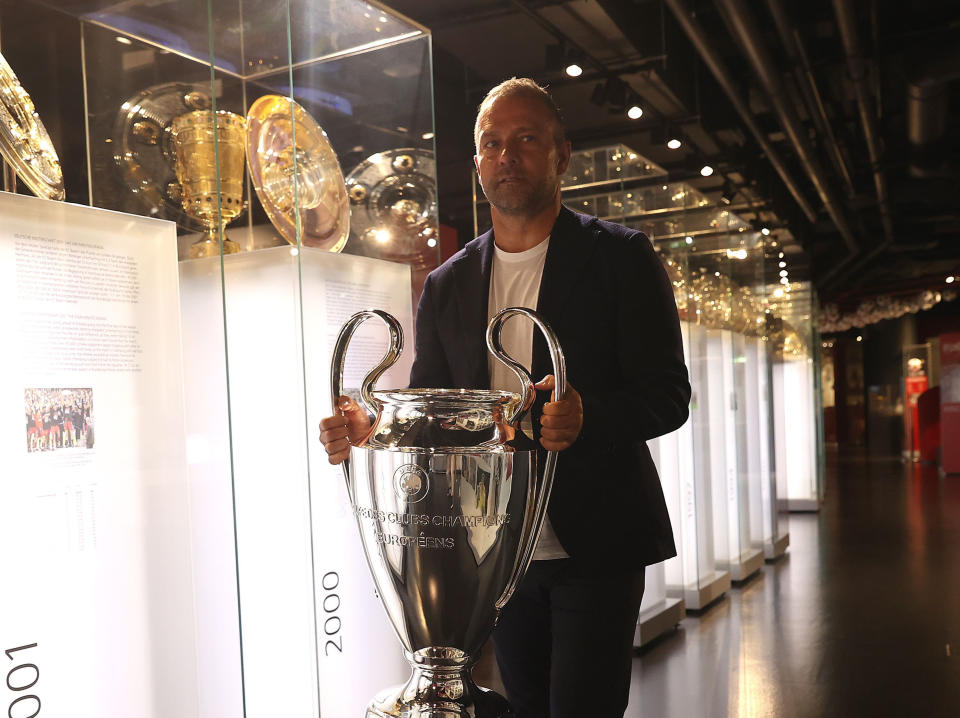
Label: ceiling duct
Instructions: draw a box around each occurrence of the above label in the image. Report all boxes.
[819,0,897,290]
[906,49,960,178]
[662,0,818,226]
[711,0,859,263]
[763,0,856,198]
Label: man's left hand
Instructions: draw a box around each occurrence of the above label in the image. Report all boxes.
[535,375,583,451]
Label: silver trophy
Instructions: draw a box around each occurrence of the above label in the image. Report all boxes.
[331,307,566,718]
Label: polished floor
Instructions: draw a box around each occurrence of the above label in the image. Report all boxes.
[626,450,960,718]
[476,449,960,716]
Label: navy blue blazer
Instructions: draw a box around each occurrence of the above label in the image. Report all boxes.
[410,205,689,568]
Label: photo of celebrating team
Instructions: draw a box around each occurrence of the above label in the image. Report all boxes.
[25,388,94,452]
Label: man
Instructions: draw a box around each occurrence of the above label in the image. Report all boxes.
[321,78,690,717]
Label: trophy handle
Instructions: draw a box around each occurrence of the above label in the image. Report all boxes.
[329,309,403,478]
[486,308,567,611]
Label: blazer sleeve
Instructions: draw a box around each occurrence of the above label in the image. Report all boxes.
[578,229,691,444]
[409,271,454,389]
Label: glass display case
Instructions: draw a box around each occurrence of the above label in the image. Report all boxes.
[0,1,437,715]
[770,281,824,511]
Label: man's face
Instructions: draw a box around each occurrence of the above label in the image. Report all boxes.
[474,94,571,217]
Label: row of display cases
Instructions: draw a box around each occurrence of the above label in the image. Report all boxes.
[526,146,825,644]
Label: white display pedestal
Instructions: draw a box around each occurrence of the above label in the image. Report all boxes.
[179,246,411,718]
[706,329,763,582]
[663,323,730,610]
[0,194,200,717]
[746,337,789,559]
[741,336,788,560]
[772,356,820,512]
[635,562,685,647]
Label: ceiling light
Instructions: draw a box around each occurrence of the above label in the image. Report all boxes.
[700,165,714,177]
[779,269,788,277]
[778,252,784,258]
[947,276,955,284]
[375,229,391,244]
[426,238,437,248]
[116,36,133,45]
[667,138,682,150]
[627,105,643,120]
[726,248,748,260]
[780,277,789,285]
[421,131,434,140]
[773,288,784,298]
[685,236,693,244]
[761,227,771,235]
[565,63,583,77]
[779,261,786,268]
[856,335,863,342]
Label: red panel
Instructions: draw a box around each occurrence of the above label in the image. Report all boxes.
[940,333,960,474]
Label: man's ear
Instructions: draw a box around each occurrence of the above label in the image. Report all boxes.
[556,140,572,175]
[473,154,481,174]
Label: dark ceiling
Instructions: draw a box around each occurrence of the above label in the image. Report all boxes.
[386,0,960,305]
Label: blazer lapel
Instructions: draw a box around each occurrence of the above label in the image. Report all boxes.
[533,206,599,382]
[452,231,495,388]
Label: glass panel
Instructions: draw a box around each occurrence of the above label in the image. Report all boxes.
[1,0,437,714]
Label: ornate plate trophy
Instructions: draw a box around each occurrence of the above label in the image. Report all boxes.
[331,307,566,717]
[170,109,247,258]
[345,148,438,267]
[0,51,64,200]
[246,94,350,252]
[112,82,213,227]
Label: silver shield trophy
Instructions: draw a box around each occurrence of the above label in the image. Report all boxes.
[331,307,566,718]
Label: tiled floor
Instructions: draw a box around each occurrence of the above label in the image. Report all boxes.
[477,449,960,716]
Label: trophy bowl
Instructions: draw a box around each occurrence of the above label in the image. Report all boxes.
[331,308,566,717]
[170,109,246,258]
[112,82,214,227]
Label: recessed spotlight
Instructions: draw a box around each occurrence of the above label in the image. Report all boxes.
[778,252,784,258]
[779,269,788,277]
[685,236,693,244]
[761,227,771,236]
[565,63,583,77]
[116,36,133,45]
[667,138,682,150]
[375,229,391,244]
[856,335,863,342]
[421,132,435,140]
[700,164,714,177]
[426,238,437,248]
[947,276,955,284]
[627,105,643,120]
[779,261,786,268]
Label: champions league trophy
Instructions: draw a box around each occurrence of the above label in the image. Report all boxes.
[331,307,566,717]
[170,110,246,258]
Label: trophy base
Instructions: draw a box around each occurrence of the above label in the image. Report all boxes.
[366,650,513,718]
[188,236,241,258]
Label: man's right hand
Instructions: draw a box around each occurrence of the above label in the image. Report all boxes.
[319,395,372,465]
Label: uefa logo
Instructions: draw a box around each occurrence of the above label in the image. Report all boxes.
[394,464,429,503]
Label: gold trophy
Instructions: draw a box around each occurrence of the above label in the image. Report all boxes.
[170,110,246,258]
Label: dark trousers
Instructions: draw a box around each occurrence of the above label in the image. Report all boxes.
[492,558,646,718]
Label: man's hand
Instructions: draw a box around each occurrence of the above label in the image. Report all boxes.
[319,396,372,465]
[535,375,583,452]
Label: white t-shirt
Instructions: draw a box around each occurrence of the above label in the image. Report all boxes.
[487,236,569,561]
